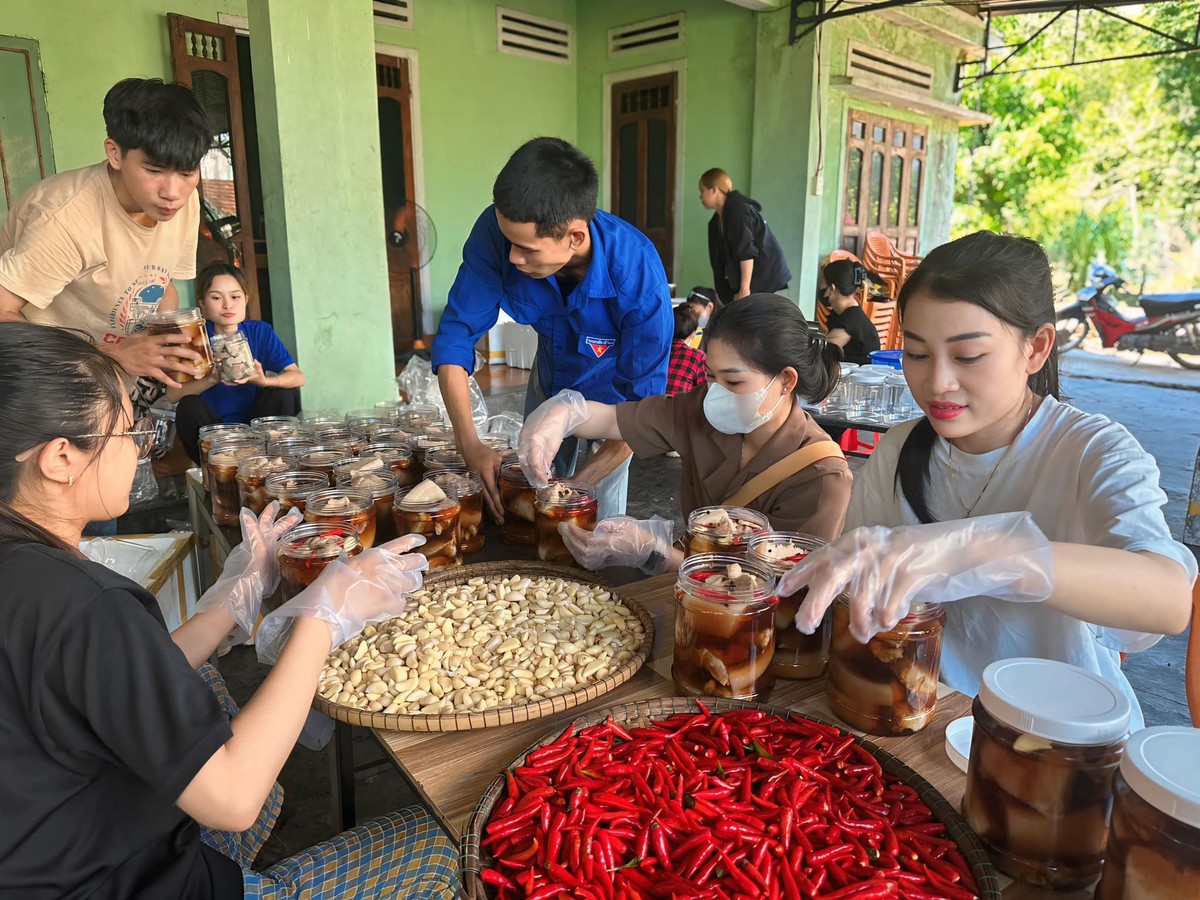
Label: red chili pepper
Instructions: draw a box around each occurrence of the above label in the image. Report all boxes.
[820,881,900,899]
[481,867,519,889]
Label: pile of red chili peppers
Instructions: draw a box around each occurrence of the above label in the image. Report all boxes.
[480,705,980,899]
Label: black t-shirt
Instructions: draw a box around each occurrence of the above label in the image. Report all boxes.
[0,543,242,900]
[826,305,881,366]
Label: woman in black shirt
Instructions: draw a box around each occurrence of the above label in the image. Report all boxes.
[0,325,452,899]
[700,168,791,304]
[820,258,882,365]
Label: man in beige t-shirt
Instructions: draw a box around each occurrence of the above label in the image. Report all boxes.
[0,78,209,388]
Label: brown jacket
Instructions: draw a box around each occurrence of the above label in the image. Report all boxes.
[615,387,851,540]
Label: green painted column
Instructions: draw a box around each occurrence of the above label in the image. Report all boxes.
[247,0,394,411]
[749,8,825,318]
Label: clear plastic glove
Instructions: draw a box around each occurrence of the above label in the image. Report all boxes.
[194,501,303,637]
[779,511,1054,643]
[256,535,429,664]
[518,389,592,488]
[559,515,676,574]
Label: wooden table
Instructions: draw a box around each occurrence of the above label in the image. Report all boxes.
[371,574,1093,899]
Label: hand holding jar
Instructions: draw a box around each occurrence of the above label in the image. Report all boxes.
[194,501,304,636]
[778,511,1055,643]
[517,389,592,488]
[256,535,429,664]
[560,514,676,574]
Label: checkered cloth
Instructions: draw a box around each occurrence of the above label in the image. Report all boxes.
[244,807,457,899]
[196,665,457,898]
[666,340,707,396]
[197,663,284,866]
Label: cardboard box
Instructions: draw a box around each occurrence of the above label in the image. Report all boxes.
[81,533,199,631]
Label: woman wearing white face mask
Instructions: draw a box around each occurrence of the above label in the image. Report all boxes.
[518,294,852,574]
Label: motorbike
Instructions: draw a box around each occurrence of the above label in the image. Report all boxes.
[1056,264,1200,369]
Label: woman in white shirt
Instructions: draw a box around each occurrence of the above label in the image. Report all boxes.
[780,231,1196,728]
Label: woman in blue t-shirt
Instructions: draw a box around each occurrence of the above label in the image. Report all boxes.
[168,264,305,463]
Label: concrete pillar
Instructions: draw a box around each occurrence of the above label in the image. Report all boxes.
[247,0,394,411]
[749,8,825,318]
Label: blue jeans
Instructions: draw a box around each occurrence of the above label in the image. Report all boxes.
[525,360,630,520]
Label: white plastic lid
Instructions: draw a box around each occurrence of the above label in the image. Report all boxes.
[978,658,1130,745]
[850,371,888,384]
[1121,727,1200,829]
[945,716,974,773]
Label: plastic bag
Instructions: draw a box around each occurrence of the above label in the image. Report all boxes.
[128,457,160,508]
[395,354,490,431]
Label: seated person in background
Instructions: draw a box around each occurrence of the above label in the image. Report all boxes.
[666,304,707,397]
[820,259,881,365]
[168,263,305,463]
[519,294,852,576]
[684,286,721,349]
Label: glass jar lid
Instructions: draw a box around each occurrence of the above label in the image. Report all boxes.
[979,657,1131,745]
[1120,726,1200,829]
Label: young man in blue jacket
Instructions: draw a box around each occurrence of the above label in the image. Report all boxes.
[433,137,672,521]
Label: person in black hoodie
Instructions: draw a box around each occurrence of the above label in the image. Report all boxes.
[700,168,791,304]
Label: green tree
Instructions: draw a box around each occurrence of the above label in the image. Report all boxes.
[955,6,1200,292]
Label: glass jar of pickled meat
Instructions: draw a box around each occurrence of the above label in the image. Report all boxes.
[343,409,392,430]
[425,470,485,554]
[251,415,300,433]
[424,448,467,473]
[297,446,349,479]
[535,481,598,566]
[304,488,377,549]
[207,437,265,526]
[264,470,329,516]
[363,423,410,444]
[360,442,419,488]
[198,423,251,491]
[747,531,829,679]
[684,506,770,558]
[1097,726,1200,900]
[394,405,442,431]
[236,455,296,516]
[479,434,512,453]
[499,461,537,545]
[312,426,356,447]
[210,330,256,383]
[392,484,461,570]
[826,598,944,736]
[672,554,778,702]
[335,469,398,544]
[277,522,361,602]
[410,433,455,479]
[962,658,1131,890]
[143,307,213,383]
[300,411,342,428]
[266,436,317,460]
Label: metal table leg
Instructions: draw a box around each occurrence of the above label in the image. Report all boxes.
[330,719,357,831]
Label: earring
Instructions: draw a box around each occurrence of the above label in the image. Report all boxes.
[68,475,75,487]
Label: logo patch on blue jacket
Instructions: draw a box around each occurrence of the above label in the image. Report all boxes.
[584,336,615,358]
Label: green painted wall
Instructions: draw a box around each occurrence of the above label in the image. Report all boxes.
[575,0,757,294]
[749,7,822,312]
[373,0,577,324]
[0,0,245,173]
[248,0,395,410]
[817,14,970,262]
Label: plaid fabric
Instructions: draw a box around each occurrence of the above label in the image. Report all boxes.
[243,807,457,900]
[666,340,707,396]
[197,663,285,867]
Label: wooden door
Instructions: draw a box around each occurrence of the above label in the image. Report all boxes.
[168,13,260,318]
[840,110,927,256]
[611,72,677,280]
[376,54,423,355]
[0,36,55,217]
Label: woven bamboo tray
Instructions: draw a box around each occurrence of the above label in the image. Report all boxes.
[312,561,655,733]
[462,696,1003,900]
